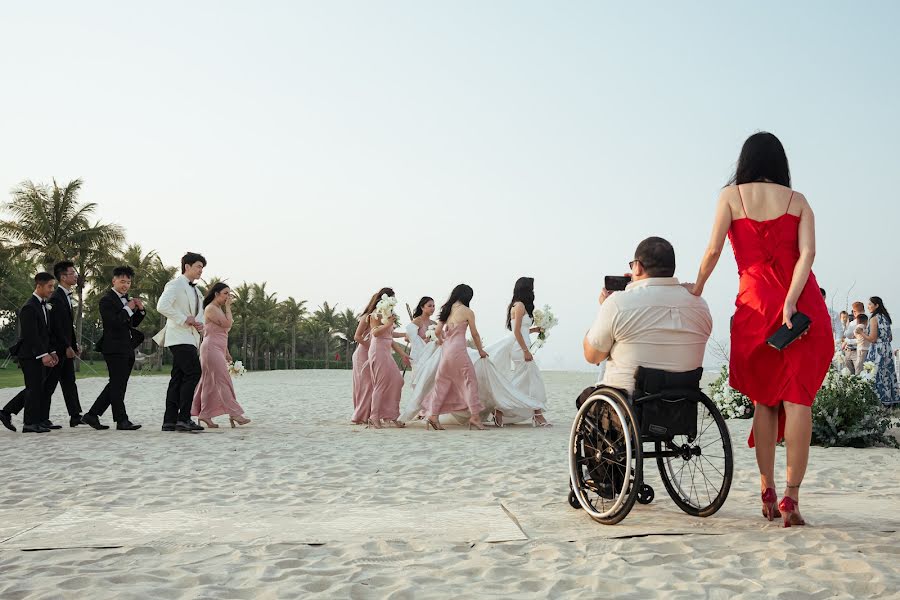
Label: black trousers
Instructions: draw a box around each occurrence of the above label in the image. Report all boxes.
[42,354,82,420]
[6,359,47,426]
[164,344,201,424]
[89,353,134,423]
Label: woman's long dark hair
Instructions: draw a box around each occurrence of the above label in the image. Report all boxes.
[363,287,395,317]
[506,277,535,330]
[728,132,791,188]
[413,296,434,318]
[438,284,474,322]
[870,296,892,324]
[203,282,230,309]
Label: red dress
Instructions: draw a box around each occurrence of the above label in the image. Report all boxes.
[727,188,833,447]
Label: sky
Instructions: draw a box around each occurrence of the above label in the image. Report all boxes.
[1,1,898,371]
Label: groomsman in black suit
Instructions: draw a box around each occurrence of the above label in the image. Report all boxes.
[0,261,84,430]
[81,266,145,431]
[0,272,59,434]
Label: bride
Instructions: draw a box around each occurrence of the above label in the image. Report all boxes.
[404,296,437,379]
[487,277,551,427]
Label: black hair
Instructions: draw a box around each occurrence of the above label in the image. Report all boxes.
[363,287,395,317]
[856,313,868,324]
[53,260,75,280]
[34,272,55,285]
[112,266,135,279]
[819,287,826,299]
[728,132,791,188]
[181,252,207,273]
[203,282,230,309]
[413,296,434,319]
[438,284,474,323]
[870,296,892,325]
[506,277,535,330]
[634,237,676,278]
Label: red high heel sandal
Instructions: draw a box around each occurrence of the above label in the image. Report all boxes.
[761,488,781,521]
[777,496,806,528]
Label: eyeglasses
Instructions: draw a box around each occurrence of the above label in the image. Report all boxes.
[628,259,641,270]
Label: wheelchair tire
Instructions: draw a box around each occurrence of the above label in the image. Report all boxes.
[637,484,654,505]
[568,388,643,525]
[655,393,733,517]
[568,490,581,509]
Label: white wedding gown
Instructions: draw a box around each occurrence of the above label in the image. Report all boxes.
[399,321,544,423]
[481,314,548,423]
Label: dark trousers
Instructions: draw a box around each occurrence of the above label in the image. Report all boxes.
[164,344,201,424]
[89,353,134,422]
[42,354,82,420]
[6,359,47,426]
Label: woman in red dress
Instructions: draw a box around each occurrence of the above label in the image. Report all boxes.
[689,132,832,527]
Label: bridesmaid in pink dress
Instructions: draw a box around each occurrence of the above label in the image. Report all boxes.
[191,283,250,428]
[422,284,487,430]
[366,289,412,429]
[350,315,373,425]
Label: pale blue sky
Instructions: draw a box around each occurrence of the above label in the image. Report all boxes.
[1,2,898,370]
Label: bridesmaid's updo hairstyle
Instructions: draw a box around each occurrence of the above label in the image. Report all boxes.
[869,296,892,324]
[506,277,535,330]
[439,284,474,323]
[363,287,395,317]
[728,132,791,188]
[203,282,230,309]
[413,296,434,318]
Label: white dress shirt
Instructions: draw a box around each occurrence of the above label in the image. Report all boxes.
[585,278,713,395]
[843,319,858,350]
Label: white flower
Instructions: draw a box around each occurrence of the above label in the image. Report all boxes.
[228,360,246,377]
[862,361,876,374]
[374,294,399,324]
[841,367,851,377]
[425,324,438,343]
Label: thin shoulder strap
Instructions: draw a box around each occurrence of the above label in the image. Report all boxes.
[736,184,748,219]
[785,190,795,215]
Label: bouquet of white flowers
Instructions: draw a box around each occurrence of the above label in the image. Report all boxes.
[859,361,876,382]
[708,365,753,419]
[531,305,559,350]
[374,294,399,324]
[425,324,438,343]
[228,360,246,377]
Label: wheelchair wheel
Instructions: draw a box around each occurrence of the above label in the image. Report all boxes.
[568,490,581,509]
[637,484,654,505]
[655,393,733,517]
[568,388,643,525]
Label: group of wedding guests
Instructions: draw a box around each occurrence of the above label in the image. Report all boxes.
[830,295,899,407]
[0,252,251,434]
[350,278,552,430]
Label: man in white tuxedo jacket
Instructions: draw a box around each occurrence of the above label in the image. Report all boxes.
[154,252,207,432]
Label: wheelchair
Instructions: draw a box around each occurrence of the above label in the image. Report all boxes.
[567,367,733,525]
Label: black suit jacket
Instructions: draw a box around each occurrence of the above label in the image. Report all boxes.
[96,290,146,355]
[13,295,53,360]
[48,286,78,354]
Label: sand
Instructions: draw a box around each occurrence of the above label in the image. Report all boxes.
[1,370,898,599]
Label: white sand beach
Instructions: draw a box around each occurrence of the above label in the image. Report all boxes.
[1,370,898,599]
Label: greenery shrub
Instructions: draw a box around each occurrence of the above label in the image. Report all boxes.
[811,366,899,448]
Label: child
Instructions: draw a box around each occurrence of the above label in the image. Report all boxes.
[854,314,871,374]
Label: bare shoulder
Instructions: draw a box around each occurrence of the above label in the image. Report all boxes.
[512,301,525,314]
[792,190,810,210]
[717,185,741,215]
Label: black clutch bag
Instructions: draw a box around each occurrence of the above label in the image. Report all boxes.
[766,312,811,351]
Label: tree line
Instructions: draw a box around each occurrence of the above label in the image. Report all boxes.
[0,179,359,371]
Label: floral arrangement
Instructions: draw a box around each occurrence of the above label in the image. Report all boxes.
[708,365,754,419]
[531,305,559,350]
[374,294,399,325]
[228,360,246,377]
[811,365,898,448]
[425,324,438,343]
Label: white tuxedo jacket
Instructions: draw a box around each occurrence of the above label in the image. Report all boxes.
[153,275,205,348]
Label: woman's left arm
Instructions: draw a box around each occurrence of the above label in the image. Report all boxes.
[392,341,411,366]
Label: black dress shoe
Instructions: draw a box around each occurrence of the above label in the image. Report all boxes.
[116,420,142,431]
[70,416,82,427]
[175,421,201,432]
[0,410,15,432]
[161,423,177,432]
[41,420,63,430]
[81,414,110,430]
[22,424,50,433]
[188,420,204,431]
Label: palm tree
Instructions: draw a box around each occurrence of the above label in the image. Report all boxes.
[333,307,359,364]
[0,179,126,354]
[280,297,308,369]
[302,318,334,362]
[231,283,253,366]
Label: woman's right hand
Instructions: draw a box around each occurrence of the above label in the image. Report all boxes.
[479,350,488,359]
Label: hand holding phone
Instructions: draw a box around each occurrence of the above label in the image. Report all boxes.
[604,275,632,292]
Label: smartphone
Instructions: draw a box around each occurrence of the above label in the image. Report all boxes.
[604,275,632,292]
[766,312,812,351]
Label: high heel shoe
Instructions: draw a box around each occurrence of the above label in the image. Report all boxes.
[468,418,486,431]
[778,496,806,528]
[761,488,781,521]
[532,413,553,428]
[199,418,219,429]
[493,410,504,428]
[229,416,251,428]
[366,418,383,429]
[425,418,444,431]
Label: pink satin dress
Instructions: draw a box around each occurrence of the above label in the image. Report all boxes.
[368,322,404,421]
[191,308,244,419]
[350,321,373,423]
[422,322,484,417]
